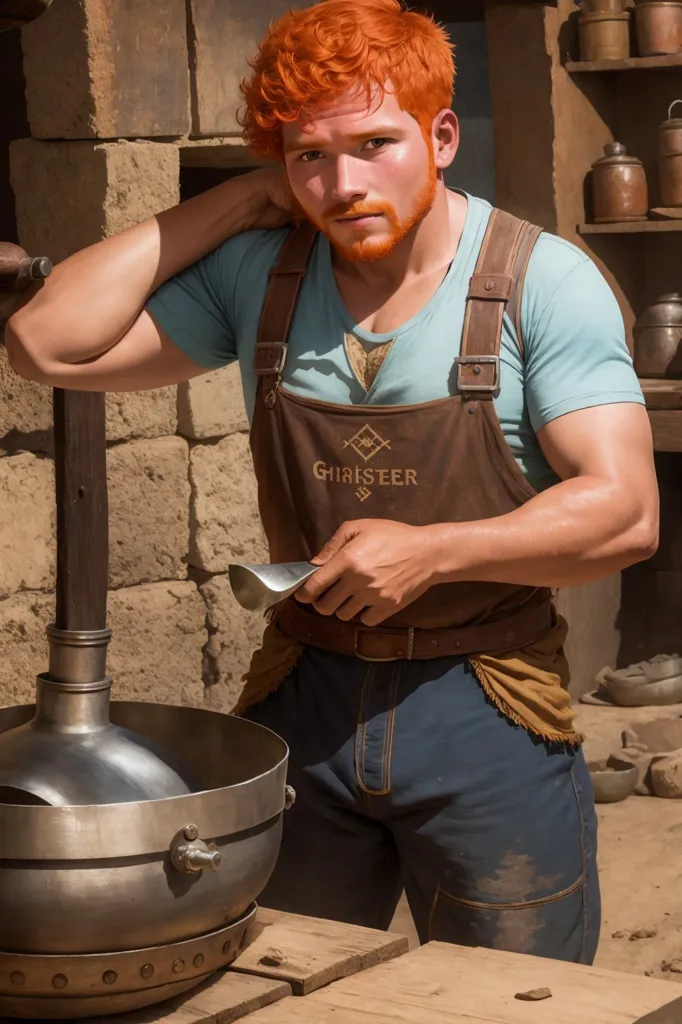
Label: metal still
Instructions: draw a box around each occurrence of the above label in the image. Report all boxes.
[659,100,682,208]
[635,2,682,55]
[633,293,682,378]
[0,244,293,1020]
[591,142,649,222]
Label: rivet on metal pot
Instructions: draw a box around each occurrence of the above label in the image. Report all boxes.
[10,972,25,987]
[222,941,232,955]
[140,963,155,980]
[173,959,185,974]
[52,974,68,990]
[193,953,205,968]
[591,142,648,222]
[103,971,117,985]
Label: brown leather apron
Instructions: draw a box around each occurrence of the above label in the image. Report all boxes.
[249,208,554,661]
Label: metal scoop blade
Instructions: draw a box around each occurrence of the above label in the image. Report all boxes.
[228,561,319,612]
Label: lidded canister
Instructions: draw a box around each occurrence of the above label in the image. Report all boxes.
[591,142,649,222]
[659,100,682,207]
[633,293,682,378]
[579,8,630,60]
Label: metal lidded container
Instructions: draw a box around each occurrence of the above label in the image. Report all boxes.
[633,293,682,378]
[659,100,682,207]
[591,142,649,222]
[579,9,631,60]
[634,1,682,57]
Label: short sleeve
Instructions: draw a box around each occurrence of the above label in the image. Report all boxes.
[521,238,644,432]
[146,228,289,371]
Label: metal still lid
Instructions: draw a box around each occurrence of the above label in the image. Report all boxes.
[635,293,682,329]
[592,142,643,168]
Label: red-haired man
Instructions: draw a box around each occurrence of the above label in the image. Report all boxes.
[7,0,657,964]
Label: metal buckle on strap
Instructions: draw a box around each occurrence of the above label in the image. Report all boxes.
[353,626,415,662]
[253,343,287,377]
[455,354,500,393]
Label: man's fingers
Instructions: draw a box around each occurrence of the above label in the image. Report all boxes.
[310,521,358,566]
[296,560,344,603]
[334,596,368,622]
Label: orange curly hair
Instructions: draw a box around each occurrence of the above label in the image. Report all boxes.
[239,0,455,161]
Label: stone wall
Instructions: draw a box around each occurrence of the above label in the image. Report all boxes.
[1,0,280,713]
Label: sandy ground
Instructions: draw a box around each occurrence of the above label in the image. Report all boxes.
[390,701,682,985]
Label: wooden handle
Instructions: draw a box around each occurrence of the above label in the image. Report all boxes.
[53,390,109,631]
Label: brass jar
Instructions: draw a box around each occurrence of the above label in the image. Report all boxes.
[659,100,682,207]
[635,1,682,56]
[633,293,682,378]
[579,10,631,60]
[591,142,649,222]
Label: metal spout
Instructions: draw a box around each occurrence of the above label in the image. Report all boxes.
[47,624,112,685]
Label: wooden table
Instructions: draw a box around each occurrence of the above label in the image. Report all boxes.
[80,909,682,1024]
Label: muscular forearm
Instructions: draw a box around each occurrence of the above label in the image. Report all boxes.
[426,475,658,589]
[5,173,269,366]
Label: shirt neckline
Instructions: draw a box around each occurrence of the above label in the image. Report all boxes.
[319,189,482,346]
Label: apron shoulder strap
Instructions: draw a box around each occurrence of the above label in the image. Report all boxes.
[457,208,542,400]
[254,220,318,408]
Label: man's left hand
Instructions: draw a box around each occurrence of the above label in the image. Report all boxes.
[296,519,439,626]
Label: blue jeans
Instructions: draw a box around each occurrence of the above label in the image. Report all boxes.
[243,648,601,962]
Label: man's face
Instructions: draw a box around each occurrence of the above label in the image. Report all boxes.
[282,88,437,262]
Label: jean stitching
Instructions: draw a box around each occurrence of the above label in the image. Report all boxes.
[435,871,585,912]
[571,760,590,963]
[380,663,401,795]
[354,662,371,792]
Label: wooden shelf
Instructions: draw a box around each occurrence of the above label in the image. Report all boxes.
[641,379,682,410]
[566,54,682,73]
[649,409,682,451]
[579,220,682,234]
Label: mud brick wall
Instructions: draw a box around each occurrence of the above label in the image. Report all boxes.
[0,0,281,714]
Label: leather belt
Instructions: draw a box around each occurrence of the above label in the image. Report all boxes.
[278,598,554,662]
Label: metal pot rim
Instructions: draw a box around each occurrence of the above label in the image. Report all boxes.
[0,703,289,860]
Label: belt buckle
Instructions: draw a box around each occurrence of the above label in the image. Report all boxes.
[455,354,500,393]
[353,626,415,662]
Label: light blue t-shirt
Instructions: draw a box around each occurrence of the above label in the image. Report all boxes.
[147,192,644,492]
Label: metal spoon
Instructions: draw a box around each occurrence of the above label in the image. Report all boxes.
[228,561,319,612]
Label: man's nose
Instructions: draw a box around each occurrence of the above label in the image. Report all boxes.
[329,155,367,206]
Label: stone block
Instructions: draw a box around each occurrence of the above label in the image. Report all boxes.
[189,432,266,572]
[0,346,52,453]
[0,452,55,598]
[188,0,295,136]
[107,581,206,706]
[108,436,190,589]
[200,573,265,712]
[11,139,180,263]
[22,0,189,139]
[106,388,177,443]
[0,590,53,708]
[177,364,248,440]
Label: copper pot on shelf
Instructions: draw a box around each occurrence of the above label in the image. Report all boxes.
[591,142,649,222]
[635,1,682,56]
[633,293,682,378]
[579,8,631,60]
[659,100,682,208]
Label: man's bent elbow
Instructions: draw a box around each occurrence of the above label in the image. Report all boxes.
[5,319,56,385]
[621,514,659,568]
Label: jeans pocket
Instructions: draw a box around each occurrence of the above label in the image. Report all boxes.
[428,873,587,961]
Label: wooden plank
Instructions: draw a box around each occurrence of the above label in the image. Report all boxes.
[649,409,682,450]
[245,941,680,1024]
[96,971,291,1024]
[579,221,682,234]
[566,54,682,72]
[641,379,682,410]
[229,908,409,996]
